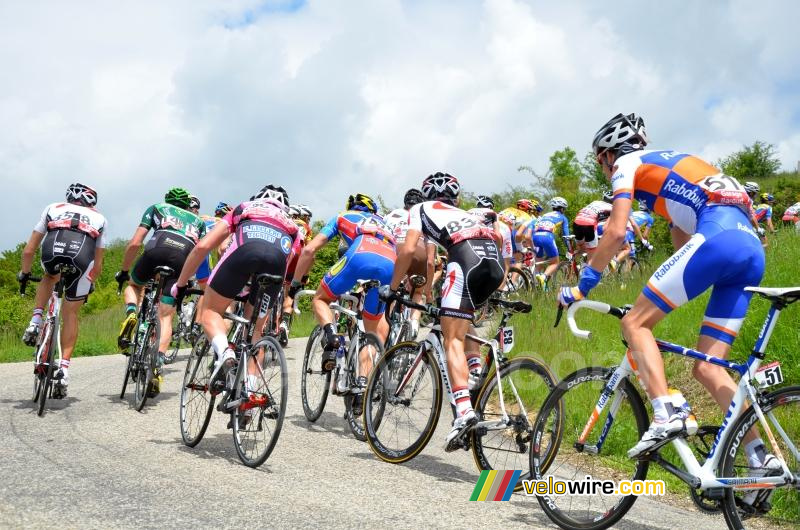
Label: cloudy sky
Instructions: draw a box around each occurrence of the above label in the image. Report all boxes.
[2,0,799,248]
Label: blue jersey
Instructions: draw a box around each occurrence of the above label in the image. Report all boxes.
[319,210,395,247]
[630,211,654,230]
[534,211,570,237]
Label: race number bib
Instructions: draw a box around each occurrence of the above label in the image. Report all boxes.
[754,361,784,389]
[499,326,515,353]
[699,174,751,206]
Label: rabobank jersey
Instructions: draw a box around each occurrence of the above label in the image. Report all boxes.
[534,211,570,236]
[610,150,752,234]
[754,203,772,223]
[319,210,395,247]
[630,210,654,230]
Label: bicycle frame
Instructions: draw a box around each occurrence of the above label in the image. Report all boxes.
[571,302,798,492]
[35,291,62,369]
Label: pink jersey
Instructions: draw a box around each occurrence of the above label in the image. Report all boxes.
[222,199,301,256]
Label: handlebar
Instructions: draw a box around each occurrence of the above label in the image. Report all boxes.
[19,275,42,296]
[556,300,630,340]
[381,291,440,320]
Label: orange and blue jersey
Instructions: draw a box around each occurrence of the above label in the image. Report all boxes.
[319,210,396,319]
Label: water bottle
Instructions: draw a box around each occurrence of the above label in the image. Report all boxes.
[468,369,481,391]
[182,300,195,327]
[336,340,348,393]
[669,388,698,435]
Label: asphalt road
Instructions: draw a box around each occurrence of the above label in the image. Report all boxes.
[0,338,731,529]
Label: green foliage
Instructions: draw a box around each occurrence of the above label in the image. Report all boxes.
[548,146,583,197]
[581,151,606,193]
[718,140,782,181]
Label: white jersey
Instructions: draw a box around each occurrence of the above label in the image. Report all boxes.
[784,202,800,217]
[383,208,411,243]
[34,202,108,248]
[575,200,612,226]
[468,207,512,259]
[408,201,495,250]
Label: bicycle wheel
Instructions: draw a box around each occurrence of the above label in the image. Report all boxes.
[165,321,182,364]
[300,325,331,422]
[507,266,532,294]
[364,341,442,464]
[232,336,288,468]
[719,385,800,529]
[133,318,159,411]
[179,337,216,447]
[530,367,650,530]
[119,347,134,399]
[344,332,384,442]
[37,319,59,417]
[32,322,52,403]
[471,357,559,490]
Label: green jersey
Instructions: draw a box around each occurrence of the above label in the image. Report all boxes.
[139,202,206,244]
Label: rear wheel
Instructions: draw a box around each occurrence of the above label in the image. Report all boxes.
[179,337,216,447]
[32,322,52,403]
[344,333,384,441]
[37,319,59,416]
[300,326,331,422]
[364,341,442,463]
[506,266,532,294]
[133,318,159,411]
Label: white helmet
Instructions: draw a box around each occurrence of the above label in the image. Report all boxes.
[66,182,98,207]
[549,197,568,210]
[421,172,460,204]
[288,204,301,217]
[252,184,289,211]
[297,204,312,218]
[743,181,760,195]
[592,113,648,156]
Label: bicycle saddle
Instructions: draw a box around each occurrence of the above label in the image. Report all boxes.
[154,265,175,277]
[255,273,284,286]
[745,286,800,305]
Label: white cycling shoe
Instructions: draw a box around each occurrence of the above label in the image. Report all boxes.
[210,348,236,391]
[444,410,477,452]
[627,414,686,458]
[741,454,782,510]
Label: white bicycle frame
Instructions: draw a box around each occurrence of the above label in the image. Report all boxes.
[36,291,63,371]
[566,299,798,492]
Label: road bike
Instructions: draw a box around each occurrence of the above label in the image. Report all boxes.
[179,273,288,468]
[384,274,426,347]
[118,265,173,411]
[530,290,800,529]
[167,285,204,364]
[297,280,385,441]
[22,263,76,416]
[364,295,560,489]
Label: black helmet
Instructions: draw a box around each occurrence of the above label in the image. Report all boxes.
[403,188,425,209]
[252,184,289,210]
[476,195,494,209]
[165,187,191,209]
[421,172,460,205]
[66,182,98,207]
[592,113,648,157]
[602,188,614,202]
[346,193,378,214]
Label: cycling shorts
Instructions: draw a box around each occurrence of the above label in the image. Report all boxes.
[195,256,212,283]
[510,228,521,255]
[572,222,597,249]
[40,230,96,302]
[533,231,558,260]
[321,235,396,320]
[440,238,504,319]
[642,206,765,345]
[131,231,193,304]
[209,227,293,307]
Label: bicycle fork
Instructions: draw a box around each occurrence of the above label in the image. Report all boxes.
[576,355,635,454]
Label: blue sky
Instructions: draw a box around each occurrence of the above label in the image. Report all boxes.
[1,0,799,248]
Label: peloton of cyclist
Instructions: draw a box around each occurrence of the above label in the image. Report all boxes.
[559,114,774,486]
[289,193,396,415]
[172,185,300,393]
[383,188,436,338]
[18,183,107,398]
[384,172,504,450]
[116,187,206,396]
[532,197,571,290]
[279,204,314,346]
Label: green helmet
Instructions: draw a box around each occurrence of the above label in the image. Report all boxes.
[165,187,191,209]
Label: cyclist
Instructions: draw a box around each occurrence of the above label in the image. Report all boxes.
[754,192,777,239]
[383,188,435,338]
[559,114,771,480]
[172,185,300,392]
[186,202,233,327]
[469,195,512,289]
[278,204,315,345]
[744,181,767,241]
[116,187,206,396]
[572,191,613,255]
[630,201,655,240]
[384,172,504,450]
[18,183,107,398]
[532,197,571,289]
[781,200,800,228]
[288,193,396,415]
[499,199,537,263]
[188,195,201,215]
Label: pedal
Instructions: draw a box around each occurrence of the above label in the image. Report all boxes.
[634,430,688,460]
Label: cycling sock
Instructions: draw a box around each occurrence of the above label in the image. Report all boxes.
[744,439,767,467]
[31,308,44,326]
[453,386,472,418]
[60,359,70,370]
[210,334,229,358]
[651,395,672,423]
[466,354,481,372]
[125,303,137,315]
[281,312,292,324]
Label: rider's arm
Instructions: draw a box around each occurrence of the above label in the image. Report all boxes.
[670,225,691,249]
[587,198,630,272]
[176,222,230,288]
[120,226,149,271]
[20,231,45,274]
[291,232,329,283]
[631,220,644,241]
[390,229,421,291]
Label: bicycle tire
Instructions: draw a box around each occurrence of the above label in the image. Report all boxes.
[179,337,216,447]
[471,357,559,490]
[32,321,52,403]
[37,318,59,417]
[300,325,331,422]
[719,385,800,529]
[119,348,134,399]
[530,367,650,530]
[133,317,160,411]
[232,336,288,468]
[165,322,182,364]
[344,332,384,441]
[507,266,532,294]
[364,341,442,464]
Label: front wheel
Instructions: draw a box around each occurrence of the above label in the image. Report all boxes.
[37,319,59,416]
[529,367,650,530]
[133,319,159,411]
[300,326,331,422]
[364,341,442,464]
[719,385,800,529]
[232,337,288,468]
[179,337,216,447]
[471,357,559,490]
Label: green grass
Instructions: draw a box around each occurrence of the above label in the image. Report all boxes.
[289,311,317,339]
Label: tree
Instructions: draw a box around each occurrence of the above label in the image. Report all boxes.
[717,141,781,181]
[581,152,607,192]
[548,147,583,197]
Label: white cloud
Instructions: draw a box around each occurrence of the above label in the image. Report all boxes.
[2,0,800,248]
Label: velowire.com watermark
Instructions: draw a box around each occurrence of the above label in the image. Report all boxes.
[522,475,665,497]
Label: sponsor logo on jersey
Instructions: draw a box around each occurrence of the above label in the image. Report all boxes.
[663,179,705,210]
[280,236,292,254]
[242,224,281,243]
[653,240,695,281]
[329,256,347,276]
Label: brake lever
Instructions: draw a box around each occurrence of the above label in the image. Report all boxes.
[554,305,564,328]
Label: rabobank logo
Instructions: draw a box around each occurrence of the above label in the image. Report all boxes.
[663,179,705,210]
[280,236,292,254]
